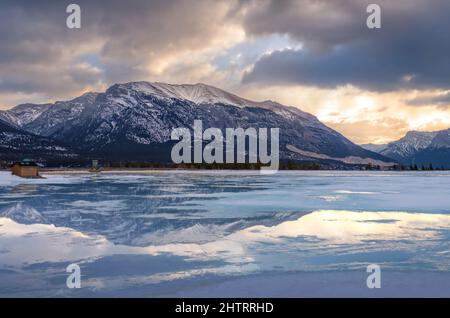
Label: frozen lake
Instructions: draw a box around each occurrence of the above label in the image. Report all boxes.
[0,170,449,297]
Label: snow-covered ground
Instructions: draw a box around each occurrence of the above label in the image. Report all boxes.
[0,170,88,186]
[0,170,449,297]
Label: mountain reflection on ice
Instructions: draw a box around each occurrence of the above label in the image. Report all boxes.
[0,170,449,297]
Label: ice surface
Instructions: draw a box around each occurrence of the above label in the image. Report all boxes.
[0,170,449,297]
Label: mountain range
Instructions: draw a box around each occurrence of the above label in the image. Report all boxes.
[1,81,396,168]
[361,129,450,168]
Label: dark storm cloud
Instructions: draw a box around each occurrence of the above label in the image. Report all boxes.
[407,92,450,108]
[3,0,449,106]
[242,0,450,91]
[0,0,243,98]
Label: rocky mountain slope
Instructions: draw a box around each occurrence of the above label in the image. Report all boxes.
[0,82,393,167]
[361,129,450,168]
[0,118,76,162]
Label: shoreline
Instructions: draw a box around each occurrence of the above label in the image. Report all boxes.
[2,167,449,174]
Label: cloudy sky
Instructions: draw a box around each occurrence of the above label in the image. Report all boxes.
[1,0,450,144]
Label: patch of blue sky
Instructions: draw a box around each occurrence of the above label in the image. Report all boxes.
[73,53,104,69]
[213,33,302,71]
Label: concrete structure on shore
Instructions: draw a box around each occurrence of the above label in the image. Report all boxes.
[89,159,101,173]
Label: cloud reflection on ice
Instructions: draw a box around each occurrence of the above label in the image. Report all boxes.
[1,210,449,271]
[1,171,450,296]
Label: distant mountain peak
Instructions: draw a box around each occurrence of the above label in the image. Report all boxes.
[429,128,450,149]
[360,143,387,153]
[111,81,262,108]
[362,128,450,167]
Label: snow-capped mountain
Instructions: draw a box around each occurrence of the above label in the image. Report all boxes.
[413,129,450,168]
[0,82,393,167]
[382,131,438,162]
[0,103,51,127]
[361,129,450,168]
[8,92,99,138]
[428,129,450,149]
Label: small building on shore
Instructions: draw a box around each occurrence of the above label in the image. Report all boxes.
[11,159,40,178]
